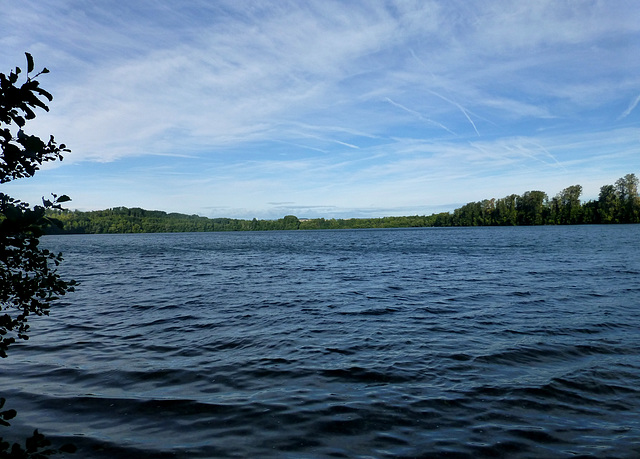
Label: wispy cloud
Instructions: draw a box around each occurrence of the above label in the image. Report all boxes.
[384,97,457,136]
[619,93,640,120]
[426,90,480,137]
[1,1,639,217]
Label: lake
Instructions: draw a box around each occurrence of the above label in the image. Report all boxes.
[1,226,639,458]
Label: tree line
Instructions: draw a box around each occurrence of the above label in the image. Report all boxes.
[46,173,639,234]
[441,173,638,227]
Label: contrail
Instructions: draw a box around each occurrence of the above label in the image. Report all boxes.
[301,133,360,149]
[331,139,360,149]
[619,93,640,120]
[530,141,567,171]
[408,49,483,136]
[409,48,430,72]
[426,90,480,136]
[273,139,328,153]
[290,122,380,140]
[385,97,457,136]
[510,142,566,171]
[459,105,480,137]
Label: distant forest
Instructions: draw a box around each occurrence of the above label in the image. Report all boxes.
[46,173,639,234]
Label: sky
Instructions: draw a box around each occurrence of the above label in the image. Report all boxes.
[1,0,639,219]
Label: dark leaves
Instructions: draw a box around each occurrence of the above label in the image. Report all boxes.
[1,55,76,358]
[0,54,63,183]
[0,397,18,427]
[0,54,76,457]
[26,53,34,74]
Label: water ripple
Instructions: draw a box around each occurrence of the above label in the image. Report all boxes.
[1,226,638,457]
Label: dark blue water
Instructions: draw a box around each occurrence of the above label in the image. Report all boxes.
[1,226,639,458]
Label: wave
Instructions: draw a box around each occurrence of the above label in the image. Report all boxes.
[3,226,638,457]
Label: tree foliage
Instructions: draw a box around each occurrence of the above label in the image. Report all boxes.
[1,53,76,358]
[1,53,76,457]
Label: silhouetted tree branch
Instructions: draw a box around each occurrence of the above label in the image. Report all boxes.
[1,53,76,457]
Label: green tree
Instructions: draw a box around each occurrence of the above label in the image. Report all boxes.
[1,53,76,456]
[282,215,300,230]
[481,198,496,225]
[581,199,599,224]
[597,184,619,223]
[615,173,639,222]
[516,191,547,225]
[452,201,484,226]
[494,194,518,226]
[554,184,583,224]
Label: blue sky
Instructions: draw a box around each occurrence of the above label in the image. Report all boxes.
[2,1,639,219]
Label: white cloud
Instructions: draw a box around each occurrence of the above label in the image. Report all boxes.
[1,1,639,217]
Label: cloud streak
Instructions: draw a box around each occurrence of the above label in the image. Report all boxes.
[384,98,457,136]
[426,90,480,137]
[1,1,639,218]
[619,94,640,120]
